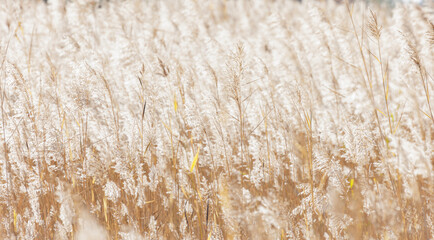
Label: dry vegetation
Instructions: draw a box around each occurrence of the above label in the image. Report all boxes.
[0,0,433,239]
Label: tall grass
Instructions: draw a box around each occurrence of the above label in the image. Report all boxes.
[0,0,432,239]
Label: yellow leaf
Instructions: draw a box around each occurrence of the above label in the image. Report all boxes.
[103,197,108,223]
[181,185,189,198]
[190,147,200,172]
[373,54,380,64]
[419,109,433,121]
[13,209,17,232]
[376,108,386,117]
[174,94,178,113]
[197,188,202,201]
[350,178,354,189]
[91,177,95,202]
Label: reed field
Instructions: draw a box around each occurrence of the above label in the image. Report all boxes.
[0,0,433,239]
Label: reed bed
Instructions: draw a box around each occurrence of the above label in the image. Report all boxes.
[0,0,432,239]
